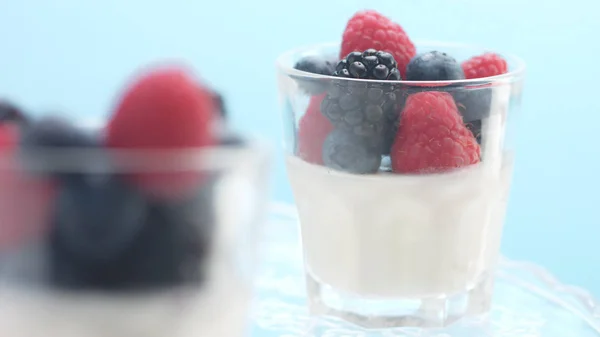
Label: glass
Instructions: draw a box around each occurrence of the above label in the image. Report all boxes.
[0,123,270,336]
[276,41,525,328]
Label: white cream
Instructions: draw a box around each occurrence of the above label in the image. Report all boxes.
[286,153,513,298]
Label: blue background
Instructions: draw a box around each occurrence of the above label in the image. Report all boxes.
[1,0,598,297]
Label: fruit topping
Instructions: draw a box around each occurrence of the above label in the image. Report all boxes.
[341,10,415,79]
[391,92,480,174]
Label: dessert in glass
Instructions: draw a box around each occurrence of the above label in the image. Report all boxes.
[0,65,269,336]
[276,9,525,329]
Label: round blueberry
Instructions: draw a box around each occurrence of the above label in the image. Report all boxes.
[406,51,465,81]
[294,56,336,76]
[21,116,97,148]
[322,129,382,174]
[51,175,148,263]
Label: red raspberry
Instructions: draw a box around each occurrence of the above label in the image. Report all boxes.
[462,53,508,79]
[107,66,217,199]
[391,92,480,174]
[341,10,416,78]
[297,94,333,165]
[0,125,55,250]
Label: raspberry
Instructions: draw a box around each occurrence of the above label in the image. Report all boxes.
[0,125,55,250]
[297,94,333,165]
[341,10,416,78]
[107,66,217,199]
[391,92,480,174]
[462,53,508,79]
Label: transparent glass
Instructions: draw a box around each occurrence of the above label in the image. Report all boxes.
[276,41,525,328]
[0,131,270,337]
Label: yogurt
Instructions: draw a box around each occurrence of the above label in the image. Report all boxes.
[286,153,513,298]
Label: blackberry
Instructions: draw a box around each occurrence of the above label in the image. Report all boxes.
[321,50,401,155]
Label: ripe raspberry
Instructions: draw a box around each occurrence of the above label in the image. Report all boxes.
[341,10,416,78]
[0,125,55,250]
[297,94,333,165]
[391,92,480,174]
[462,53,508,79]
[107,66,217,199]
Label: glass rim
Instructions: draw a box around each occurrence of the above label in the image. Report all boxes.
[0,139,271,173]
[275,40,526,86]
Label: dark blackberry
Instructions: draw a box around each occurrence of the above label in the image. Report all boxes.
[321,50,401,154]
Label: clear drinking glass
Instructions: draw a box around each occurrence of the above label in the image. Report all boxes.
[0,127,270,337]
[276,41,525,328]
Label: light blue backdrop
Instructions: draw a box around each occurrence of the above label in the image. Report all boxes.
[1,0,598,297]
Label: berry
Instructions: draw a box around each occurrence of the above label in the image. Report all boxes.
[341,10,415,79]
[0,125,55,250]
[293,56,337,95]
[50,180,214,291]
[462,53,508,79]
[0,101,28,124]
[19,116,101,179]
[322,128,381,174]
[391,92,480,174]
[295,56,336,76]
[218,131,245,147]
[212,92,227,119]
[297,94,333,165]
[21,116,98,148]
[321,50,401,154]
[50,175,148,265]
[333,50,401,80]
[453,88,492,123]
[406,51,465,81]
[454,53,508,124]
[106,67,217,200]
[465,119,482,144]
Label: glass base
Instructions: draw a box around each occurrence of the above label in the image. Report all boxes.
[305,271,494,329]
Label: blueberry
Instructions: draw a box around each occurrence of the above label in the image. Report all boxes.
[294,56,336,76]
[212,92,227,119]
[50,178,215,291]
[453,88,492,123]
[406,51,465,81]
[51,175,148,263]
[293,56,337,95]
[218,131,245,146]
[465,119,482,144]
[322,129,382,174]
[117,182,215,289]
[0,101,28,124]
[20,116,101,178]
[21,116,97,148]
